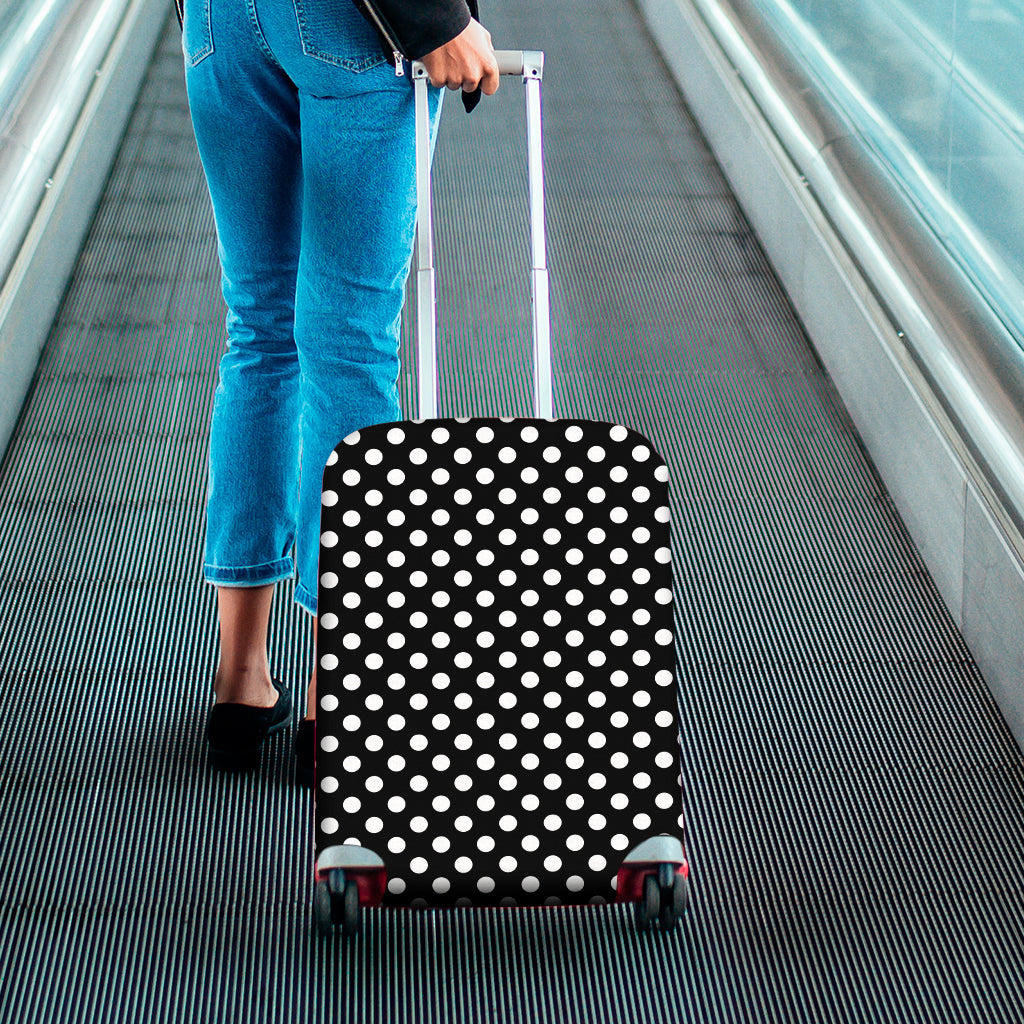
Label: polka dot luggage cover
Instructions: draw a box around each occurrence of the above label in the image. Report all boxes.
[312,53,687,920]
[314,416,685,908]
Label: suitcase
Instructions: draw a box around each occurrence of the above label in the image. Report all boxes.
[312,51,690,937]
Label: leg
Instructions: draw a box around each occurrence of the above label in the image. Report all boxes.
[213,584,276,706]
[290,81,441,727]
[184,0,304,700]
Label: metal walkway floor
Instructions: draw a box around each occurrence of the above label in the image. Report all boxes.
[3,0,1024,1020]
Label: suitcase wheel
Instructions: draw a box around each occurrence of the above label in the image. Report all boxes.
[313,869,361,937]
[635,863,690,933]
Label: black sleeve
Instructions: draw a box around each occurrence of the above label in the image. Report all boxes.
[373,0,474,60]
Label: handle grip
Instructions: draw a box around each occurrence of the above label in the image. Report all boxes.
[411,49,544,81]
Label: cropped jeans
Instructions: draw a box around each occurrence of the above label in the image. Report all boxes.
[183,0,441,614]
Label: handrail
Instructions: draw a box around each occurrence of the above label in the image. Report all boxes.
[0,0,166,461]
[686,0,1024,550]
[0,0,137,292]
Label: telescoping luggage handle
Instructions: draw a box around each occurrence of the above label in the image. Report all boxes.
[410,50,552,420]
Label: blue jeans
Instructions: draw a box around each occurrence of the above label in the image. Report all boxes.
[183,0,441,614]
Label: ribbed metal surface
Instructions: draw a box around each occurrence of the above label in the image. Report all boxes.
[1,0,1024,1020]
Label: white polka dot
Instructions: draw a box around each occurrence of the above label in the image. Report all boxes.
[432,468,449,485]
[388,836,406,853]
[588,446,605,462]
[365,817,384,834]
[476,426,494,443]
[387,795,406,813]
[588,773,607,790]
[478,836,495,852]
[499,856,518,873]
[522,467,540,485]
[656,791,676,809]
[455,489,473,505]
[565,426,584,442]
[454,447,472,465]
[387,755,406,773]
[477,877,495,893]
[455,775,473,792]
[567,876,585,893]
[566,794,585,811]
[320,818,339,834]
[455,857,473,873]
[655,710,675,727]
[588,854,607,872]
[455,815,473,831]
[432,427,450,444]
[410,857,429,874]
[320,571,339,590]
[633,813,652,830]
[543,814,562,831]
[543,487,562,503]
[410,816,429,833]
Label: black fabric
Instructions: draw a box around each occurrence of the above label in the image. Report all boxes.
[315,417,684,907]
[363,0,473,61]
[352,0,483,112]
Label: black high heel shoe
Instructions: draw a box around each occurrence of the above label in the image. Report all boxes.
[206,678,292,771]
[295,718,315,788]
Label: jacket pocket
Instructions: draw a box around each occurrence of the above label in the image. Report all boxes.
[182,0,214,67]
[291,0,389,71]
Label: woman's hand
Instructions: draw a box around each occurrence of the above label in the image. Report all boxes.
[420,19,499,96]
